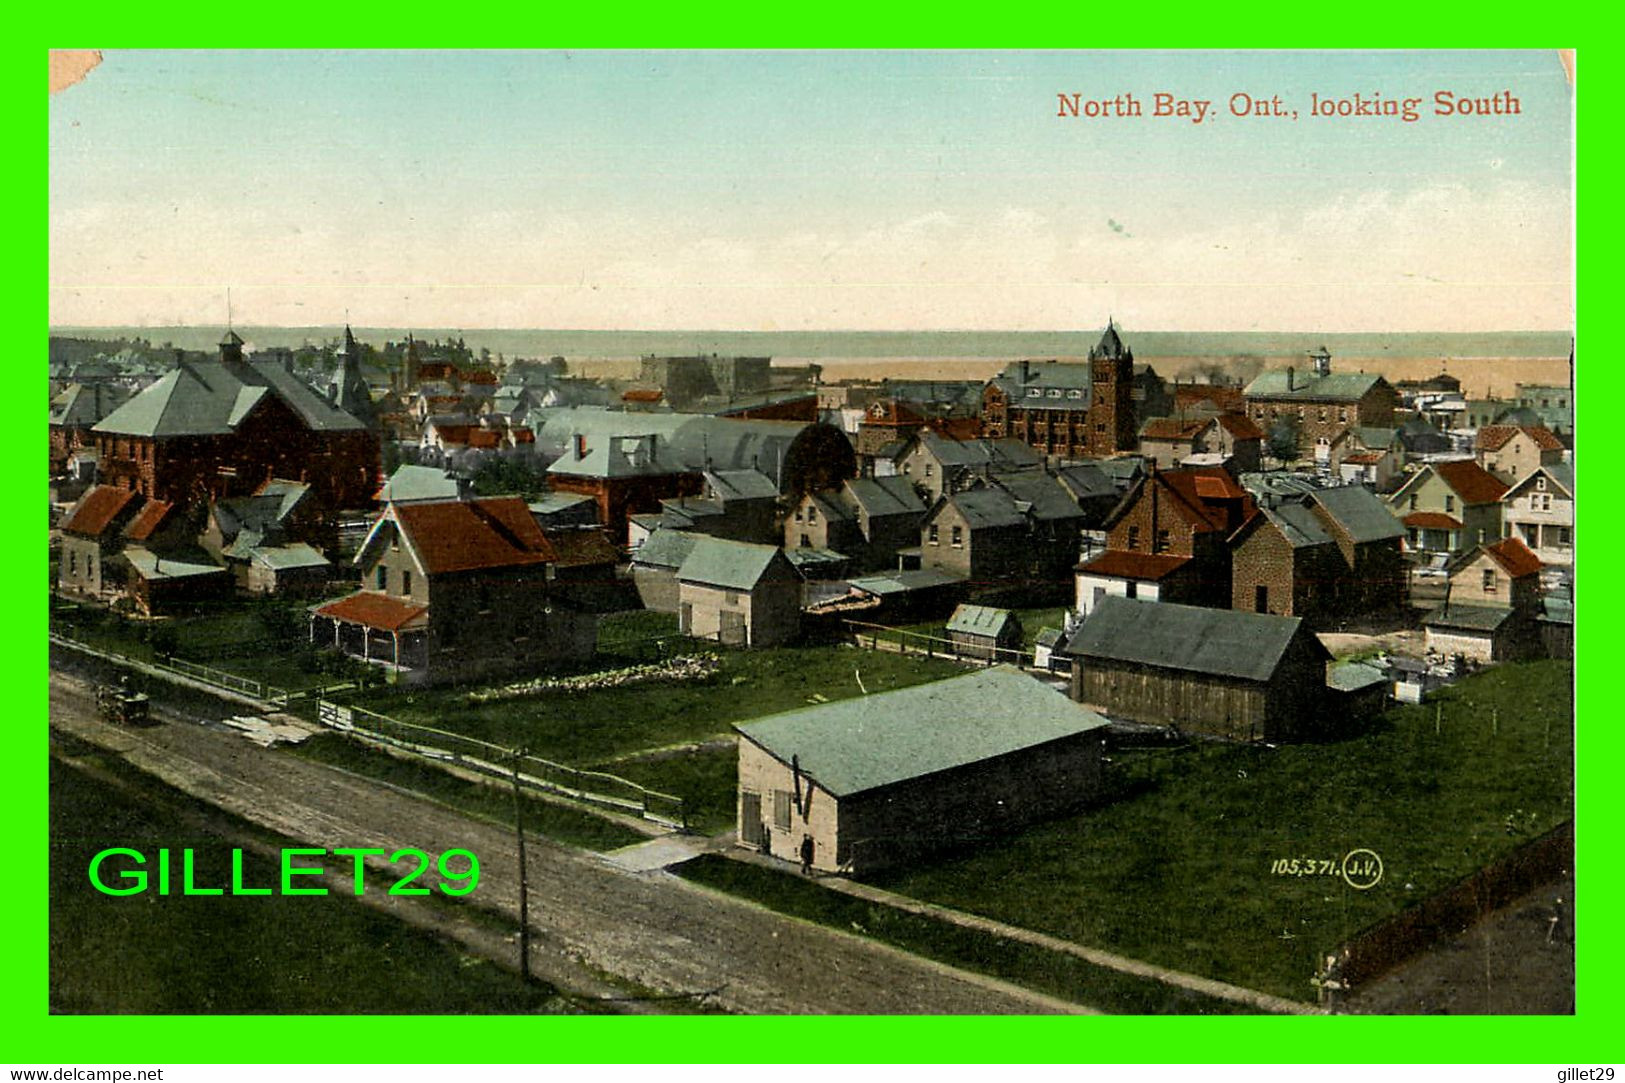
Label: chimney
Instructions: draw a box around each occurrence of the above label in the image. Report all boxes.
[575,433,587,461]
[1286,366,1295,391]
[456,475,473,501]
[1019,360,1031,384]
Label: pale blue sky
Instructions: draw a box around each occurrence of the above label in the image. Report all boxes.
[49,50,1574,331]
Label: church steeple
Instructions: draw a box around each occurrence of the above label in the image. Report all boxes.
[219,329,245,365]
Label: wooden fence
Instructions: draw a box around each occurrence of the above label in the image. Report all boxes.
[315,699,686,830]
[841,619,1035,669]
[49,631,354,707]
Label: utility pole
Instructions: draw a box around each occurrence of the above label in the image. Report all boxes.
[508,746,532,984]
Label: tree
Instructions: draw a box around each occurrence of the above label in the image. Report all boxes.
[1267,417,1302,463]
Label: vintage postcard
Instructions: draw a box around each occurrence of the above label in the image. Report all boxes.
[47,49,1574,1029]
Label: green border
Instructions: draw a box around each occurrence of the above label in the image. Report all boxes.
[24,23,1610,1065]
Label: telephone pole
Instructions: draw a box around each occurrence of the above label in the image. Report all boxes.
[508,746,532,983]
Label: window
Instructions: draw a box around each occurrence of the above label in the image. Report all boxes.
[1318,407,1327,422]
[69,552,77,575]
[1095,423,1106,433]
[1027,388,1042,398]
[1255,585,1268,613]
[1409,493,1419,511]
[1127,526,1140,550]
[1154,529,1170,553]
[725,591,741,606]
[402,569,413,596]
[799,533,810,548]
[928,524,939,545]
[794,506,803,522]
[951,525,963,548]
[1559,527,1571,545]
[1483,569,1497,592]
[375,566,387,590]
[1047,388,1062,399]
[1068,389,1083,399]
[1536,477,1547,491]
[773,790,793,831]
[924,463,934,477]
[1444,495,1455,514]
[1339,408,1348,422]
[807,504,817,523]
[1125,581,1138,599]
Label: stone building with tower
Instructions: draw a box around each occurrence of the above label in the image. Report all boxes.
[980,321,1139,460]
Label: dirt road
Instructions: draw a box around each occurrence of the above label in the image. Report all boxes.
[49,672,1088,1015]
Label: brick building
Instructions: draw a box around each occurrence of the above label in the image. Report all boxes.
[1242,348,1399,459]
[90,331,380,517]
[979,322,1138,459]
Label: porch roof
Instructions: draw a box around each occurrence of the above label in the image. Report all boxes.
[313,590,429,633]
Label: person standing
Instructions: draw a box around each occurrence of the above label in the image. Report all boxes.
[799,834,815,876]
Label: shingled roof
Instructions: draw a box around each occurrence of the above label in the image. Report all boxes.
[736,666,1108,798]
[1063,596,1327,683]
[676,537,791,591]
[1476,424,1564,452]
[362,496,556,576]
[1480,536,1543,579]
[1244,368,1390,403]
[61,485,139,537]
[1433,459,1511,504]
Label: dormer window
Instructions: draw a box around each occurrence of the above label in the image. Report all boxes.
[1068,389,1083,399]
[1027,388,1042,398]
[1047,388,1062,399]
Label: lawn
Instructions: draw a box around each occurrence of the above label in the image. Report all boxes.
[594,744,740,836]
[864,660,1574,1003]
[677,854,1252,1014]
[339,642,971,766]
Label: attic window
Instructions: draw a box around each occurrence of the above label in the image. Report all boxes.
[1536,477,1547,491]
[928,524,939,545]
[951,525,963,548]
[1127,526,1141,550]
[1027,388,1042,398]
[1068,389,1083,399]
[1047,389,1063,399]
[1482,568,1497,592]
[807,505,817,523]
[1444,495,1455,514]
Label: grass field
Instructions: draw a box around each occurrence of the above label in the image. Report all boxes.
[863,660,1574,1003]
[594,745,740,836]
[340,642,971,766]
[677,854,1253,1014]
[284,734,647,852]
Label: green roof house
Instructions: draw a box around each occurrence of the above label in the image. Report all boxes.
[675,538,801,647]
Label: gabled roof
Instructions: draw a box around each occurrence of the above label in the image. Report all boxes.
[1243,501,1335,550]
[250,542,330,571]
[122,499,177,542]
[50,383,128,427]
[93,358,368,437]
[1055,463,1117,501]
[939,488,1026,530]
[314,590,429,632]
[1423,602,1514,632]
[1213,413,1266,440]
[1064,596,1326,683]
[946,604,1017,636]
[735,666,1108,798]
[1432,459,1511,504]
[1479,536,1543,579]
[706,469,780,502]
[844,476,924,519]
[633,528,699,570]
[676,537,790,591]
[548,433,694,479]
[377,465,461,504]
[122,547,226,582]
[61,485,139,537]
[1327,660,1387,693]
[1505,463,1575,500]
[370,497,556,575]
[1476,424,1564,452]
[1140,417,1210,442]
[914,432,1043,471]
[1310,485,1405,544]
[991,471,1087,522]
[847,567,964,595]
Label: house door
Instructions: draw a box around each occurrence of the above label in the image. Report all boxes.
[1255,585,1268,613]
[740,792,765,848]
[679,603,692,634]
[720,610,747,646]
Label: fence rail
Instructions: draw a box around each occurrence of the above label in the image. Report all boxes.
[315,699,686,829]
[841,619,1036,669]
[50,632,355,707]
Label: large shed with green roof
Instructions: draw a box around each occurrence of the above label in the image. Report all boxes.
[734,666,1110,873]
[1062,596,1333,742]
[675,537,801,647]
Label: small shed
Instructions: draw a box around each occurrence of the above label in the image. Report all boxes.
[1422,602,1529,664]
[1325,660,1389,723]
[734,666,1110,873]
[946,604,1023,661]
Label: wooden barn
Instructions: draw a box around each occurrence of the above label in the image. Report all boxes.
[735,667,1109,874]
[1062,596,1333,742]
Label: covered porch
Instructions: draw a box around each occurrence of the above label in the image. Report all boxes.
[310,591,430,678]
